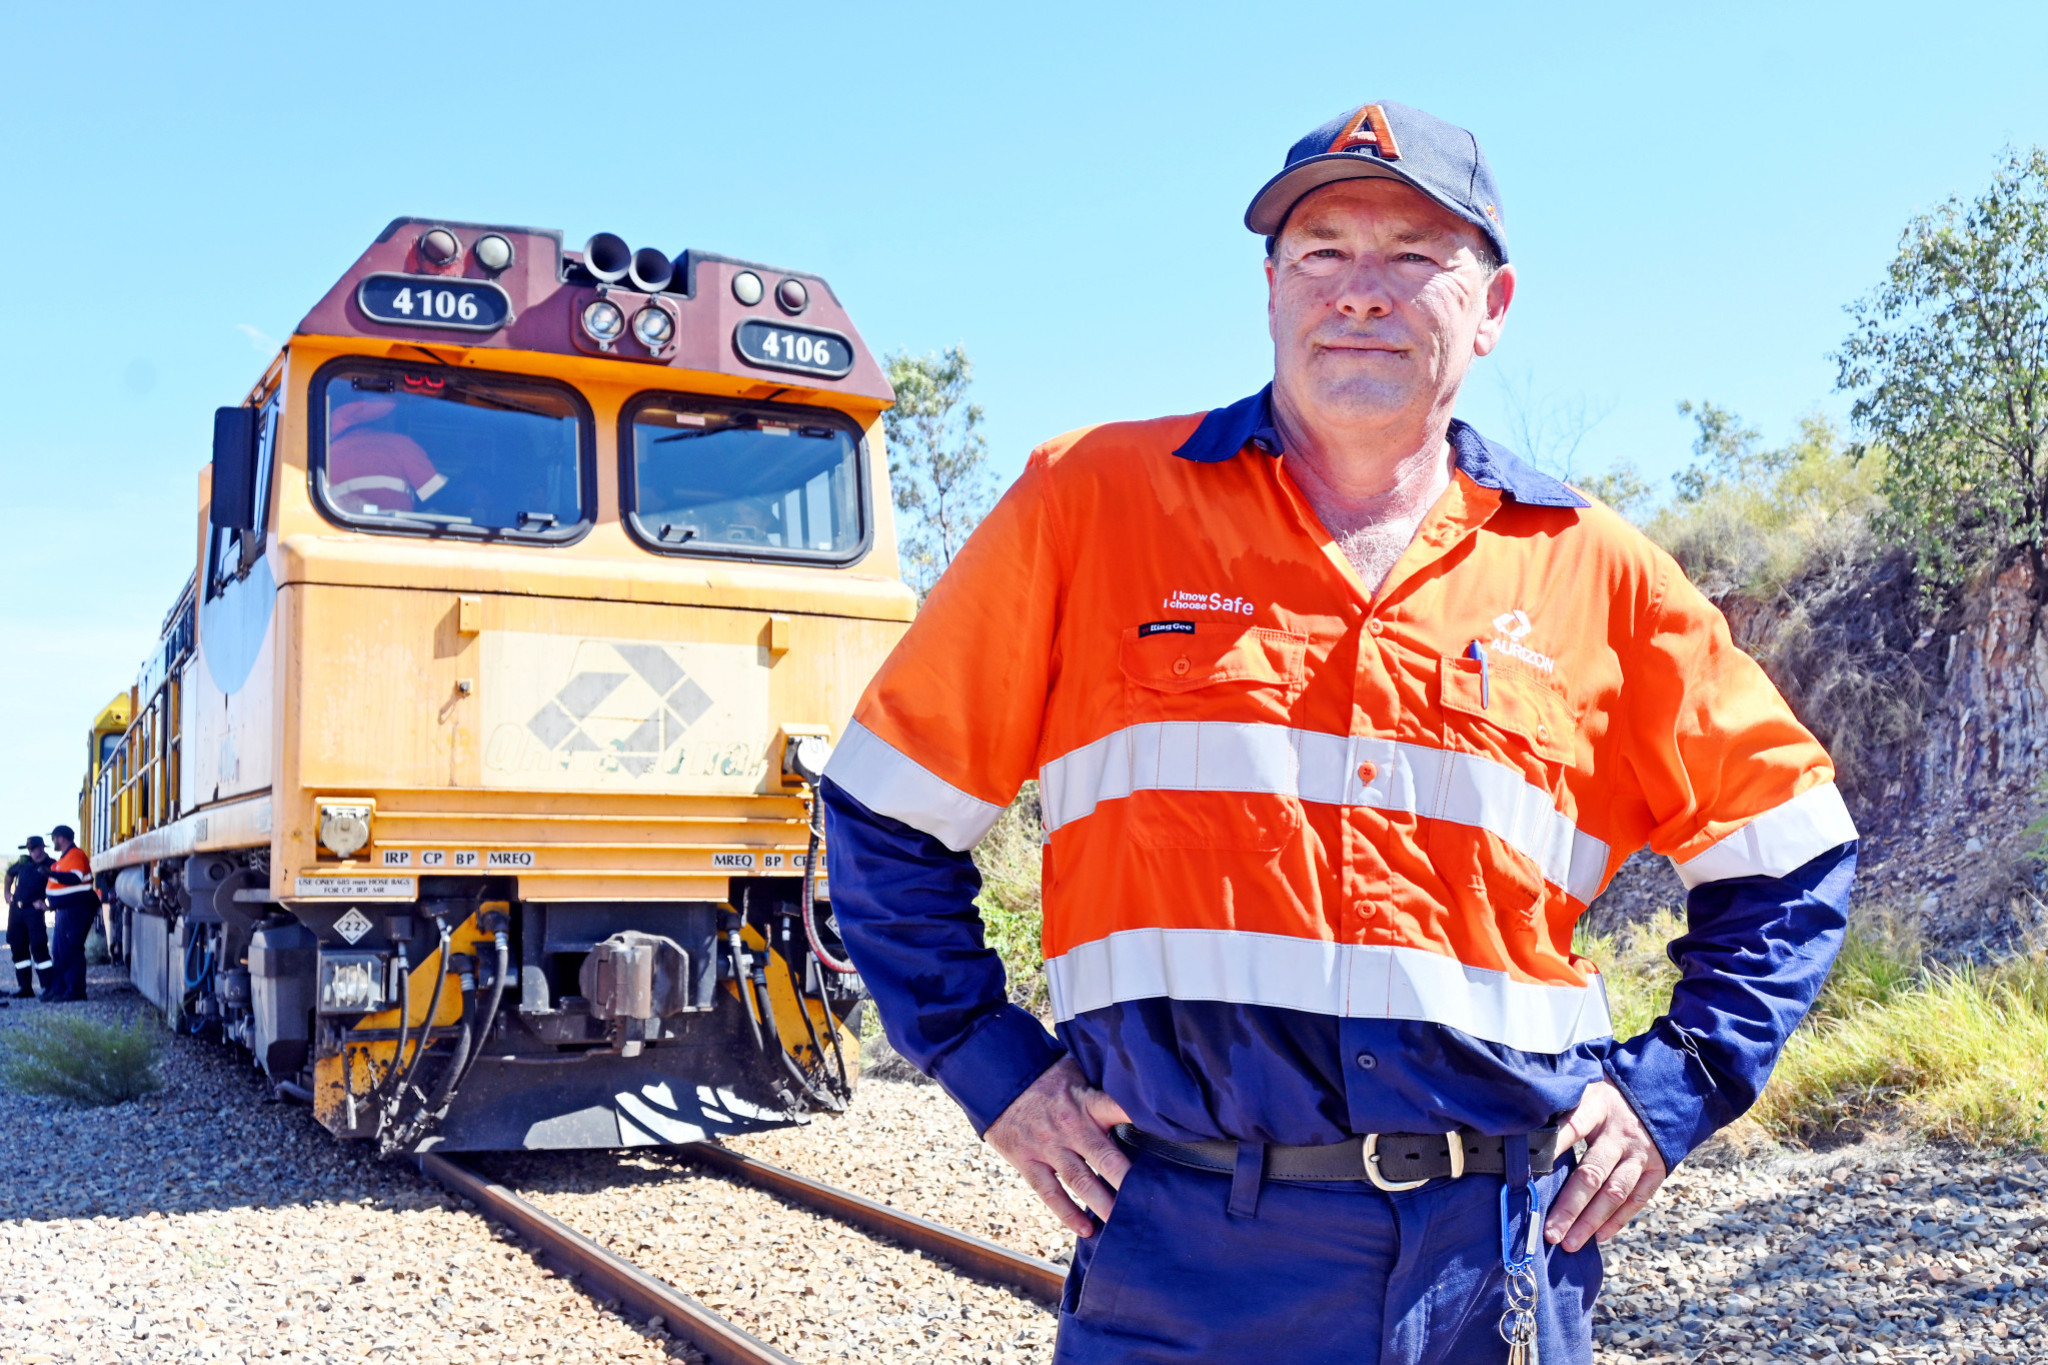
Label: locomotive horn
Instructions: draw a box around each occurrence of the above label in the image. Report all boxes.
[583,232,632,283]
[627,247,674,293]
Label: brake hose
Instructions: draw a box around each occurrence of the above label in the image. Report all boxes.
[779,920,850,1107]
[377,941,412,1108]
[445,925,510,1098]
[799,791,857,975]
[390,922,451,1111]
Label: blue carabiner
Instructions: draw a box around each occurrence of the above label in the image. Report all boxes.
[1499,1180,1539,1272]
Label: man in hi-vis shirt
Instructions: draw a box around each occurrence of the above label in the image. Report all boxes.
[822,101,1855,1363]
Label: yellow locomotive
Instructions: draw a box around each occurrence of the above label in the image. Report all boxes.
[86,220,911,1152]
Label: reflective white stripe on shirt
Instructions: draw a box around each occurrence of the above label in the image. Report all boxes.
[1674,780,1858,888]
[330,475,414,498]
[824,720,1006,853]
[45,881,95,898]
[1045,926,1614,1054]
[1038,721,1610,904]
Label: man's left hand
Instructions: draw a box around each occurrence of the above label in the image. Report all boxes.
[1544,1080,1668,1252]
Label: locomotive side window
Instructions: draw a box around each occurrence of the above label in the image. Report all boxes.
[310,361,592,542]
[623,395,867,563]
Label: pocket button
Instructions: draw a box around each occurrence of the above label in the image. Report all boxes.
[1172,656,1191,676]
[1537,724,1551,741]
[1367,620,1385,636]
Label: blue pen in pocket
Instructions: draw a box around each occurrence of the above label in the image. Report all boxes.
[1467,640,1491,709]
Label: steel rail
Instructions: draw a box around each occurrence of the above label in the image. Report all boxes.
[419,1152,800,1365]
[679,1141,1067,1305]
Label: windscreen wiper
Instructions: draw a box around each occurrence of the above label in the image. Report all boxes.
[657,523,698,543]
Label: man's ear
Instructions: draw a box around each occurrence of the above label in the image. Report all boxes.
[1264,255,1280,341]
[1473,263,1516,358]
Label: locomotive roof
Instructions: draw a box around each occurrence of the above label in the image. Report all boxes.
[294,217,894,405]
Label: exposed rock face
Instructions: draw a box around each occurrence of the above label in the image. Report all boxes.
[1587,557,2048,961]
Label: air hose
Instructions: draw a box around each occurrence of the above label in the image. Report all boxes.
[389,922,451,1113]
[799,792,857,975]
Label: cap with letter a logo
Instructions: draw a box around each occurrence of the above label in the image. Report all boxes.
[1244,100,1509,264]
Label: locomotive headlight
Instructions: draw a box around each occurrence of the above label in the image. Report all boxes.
[473,233,514,272]
[631,306,674,349]
[581,298,625,345]
[318,951,392,1014]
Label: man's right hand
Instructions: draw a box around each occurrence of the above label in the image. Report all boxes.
[984,1056,1133,1236]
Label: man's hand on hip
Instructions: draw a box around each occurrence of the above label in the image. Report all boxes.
[984,1056,1133,1237]
[1545,1080,1669,1252]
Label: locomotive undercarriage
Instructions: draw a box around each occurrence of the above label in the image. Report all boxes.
[108,856,863,1153]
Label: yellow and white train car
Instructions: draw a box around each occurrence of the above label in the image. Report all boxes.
[89,220,911,1152]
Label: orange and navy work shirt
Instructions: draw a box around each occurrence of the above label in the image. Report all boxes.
[822,388,1857,1168]
[45,846,97,902]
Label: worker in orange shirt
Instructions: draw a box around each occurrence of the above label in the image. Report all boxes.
[821,101,1854,1363]
[43,824,99,1002]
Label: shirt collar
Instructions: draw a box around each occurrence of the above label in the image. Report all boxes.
[1171,384,1590,510]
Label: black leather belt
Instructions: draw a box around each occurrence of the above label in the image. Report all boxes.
[1116,1123,1562,1191]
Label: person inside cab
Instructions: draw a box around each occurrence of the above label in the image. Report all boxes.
[326,397,446,515]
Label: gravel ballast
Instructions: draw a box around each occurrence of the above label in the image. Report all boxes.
[5,968,2044,1364]
[0,970,676,1365]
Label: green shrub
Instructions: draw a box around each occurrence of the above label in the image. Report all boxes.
[974,782,1049,1014]
[0,1013,166,1107]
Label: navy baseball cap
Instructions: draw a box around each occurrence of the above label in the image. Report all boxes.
[1245,101,1508,264]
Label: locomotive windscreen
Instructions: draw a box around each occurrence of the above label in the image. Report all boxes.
[311,361,592,541]
[625,397,866,562]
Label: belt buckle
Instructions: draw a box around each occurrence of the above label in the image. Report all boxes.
[1363,1131,1464,1191]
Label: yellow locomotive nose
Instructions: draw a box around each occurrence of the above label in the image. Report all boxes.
[85,219,909,1153]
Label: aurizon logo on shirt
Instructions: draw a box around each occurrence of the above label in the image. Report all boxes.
[1489,608,1556,673]
[1163,589,1256,616]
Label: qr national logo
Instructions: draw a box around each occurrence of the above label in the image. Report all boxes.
[480,635,772,791]
[520,641,715,778]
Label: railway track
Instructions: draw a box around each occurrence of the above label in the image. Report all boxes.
[419,1145,1066,1365]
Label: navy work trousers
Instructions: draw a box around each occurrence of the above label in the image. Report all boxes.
[1053,1148,1600,1364]
[46,901,94,1001]
[7,903,51,993]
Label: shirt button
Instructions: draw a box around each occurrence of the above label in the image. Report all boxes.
[1172,656,1190,676]
[1354,901,1376,921]
[1367,620,1385,636]
[1536,724,1550,741]
[1356,1051,1378,1071]
[1356,761,1377,783]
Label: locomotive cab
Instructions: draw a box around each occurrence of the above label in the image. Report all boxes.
[89,220,913,1152]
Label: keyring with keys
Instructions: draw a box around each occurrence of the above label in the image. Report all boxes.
[1499,1182,1542,1365]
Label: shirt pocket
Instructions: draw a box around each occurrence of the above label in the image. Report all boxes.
[1429,654,1576,926]
[1114,624,1309,850]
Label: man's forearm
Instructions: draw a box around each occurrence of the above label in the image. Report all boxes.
[1602,841,1856,1167]
[820,778,1066,1133]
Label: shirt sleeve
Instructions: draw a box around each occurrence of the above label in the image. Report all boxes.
[1602,557,1858,1168]
[822,450,1070,1133]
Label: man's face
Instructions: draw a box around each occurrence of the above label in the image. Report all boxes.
[29,846,47,863]
[50,834,71,853]
[1266,178,1513,433]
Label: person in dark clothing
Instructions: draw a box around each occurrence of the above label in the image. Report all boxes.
[4,836,53,997]
[43,825,98,1002]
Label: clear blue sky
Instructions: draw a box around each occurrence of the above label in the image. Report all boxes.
[3,0,2044,845]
